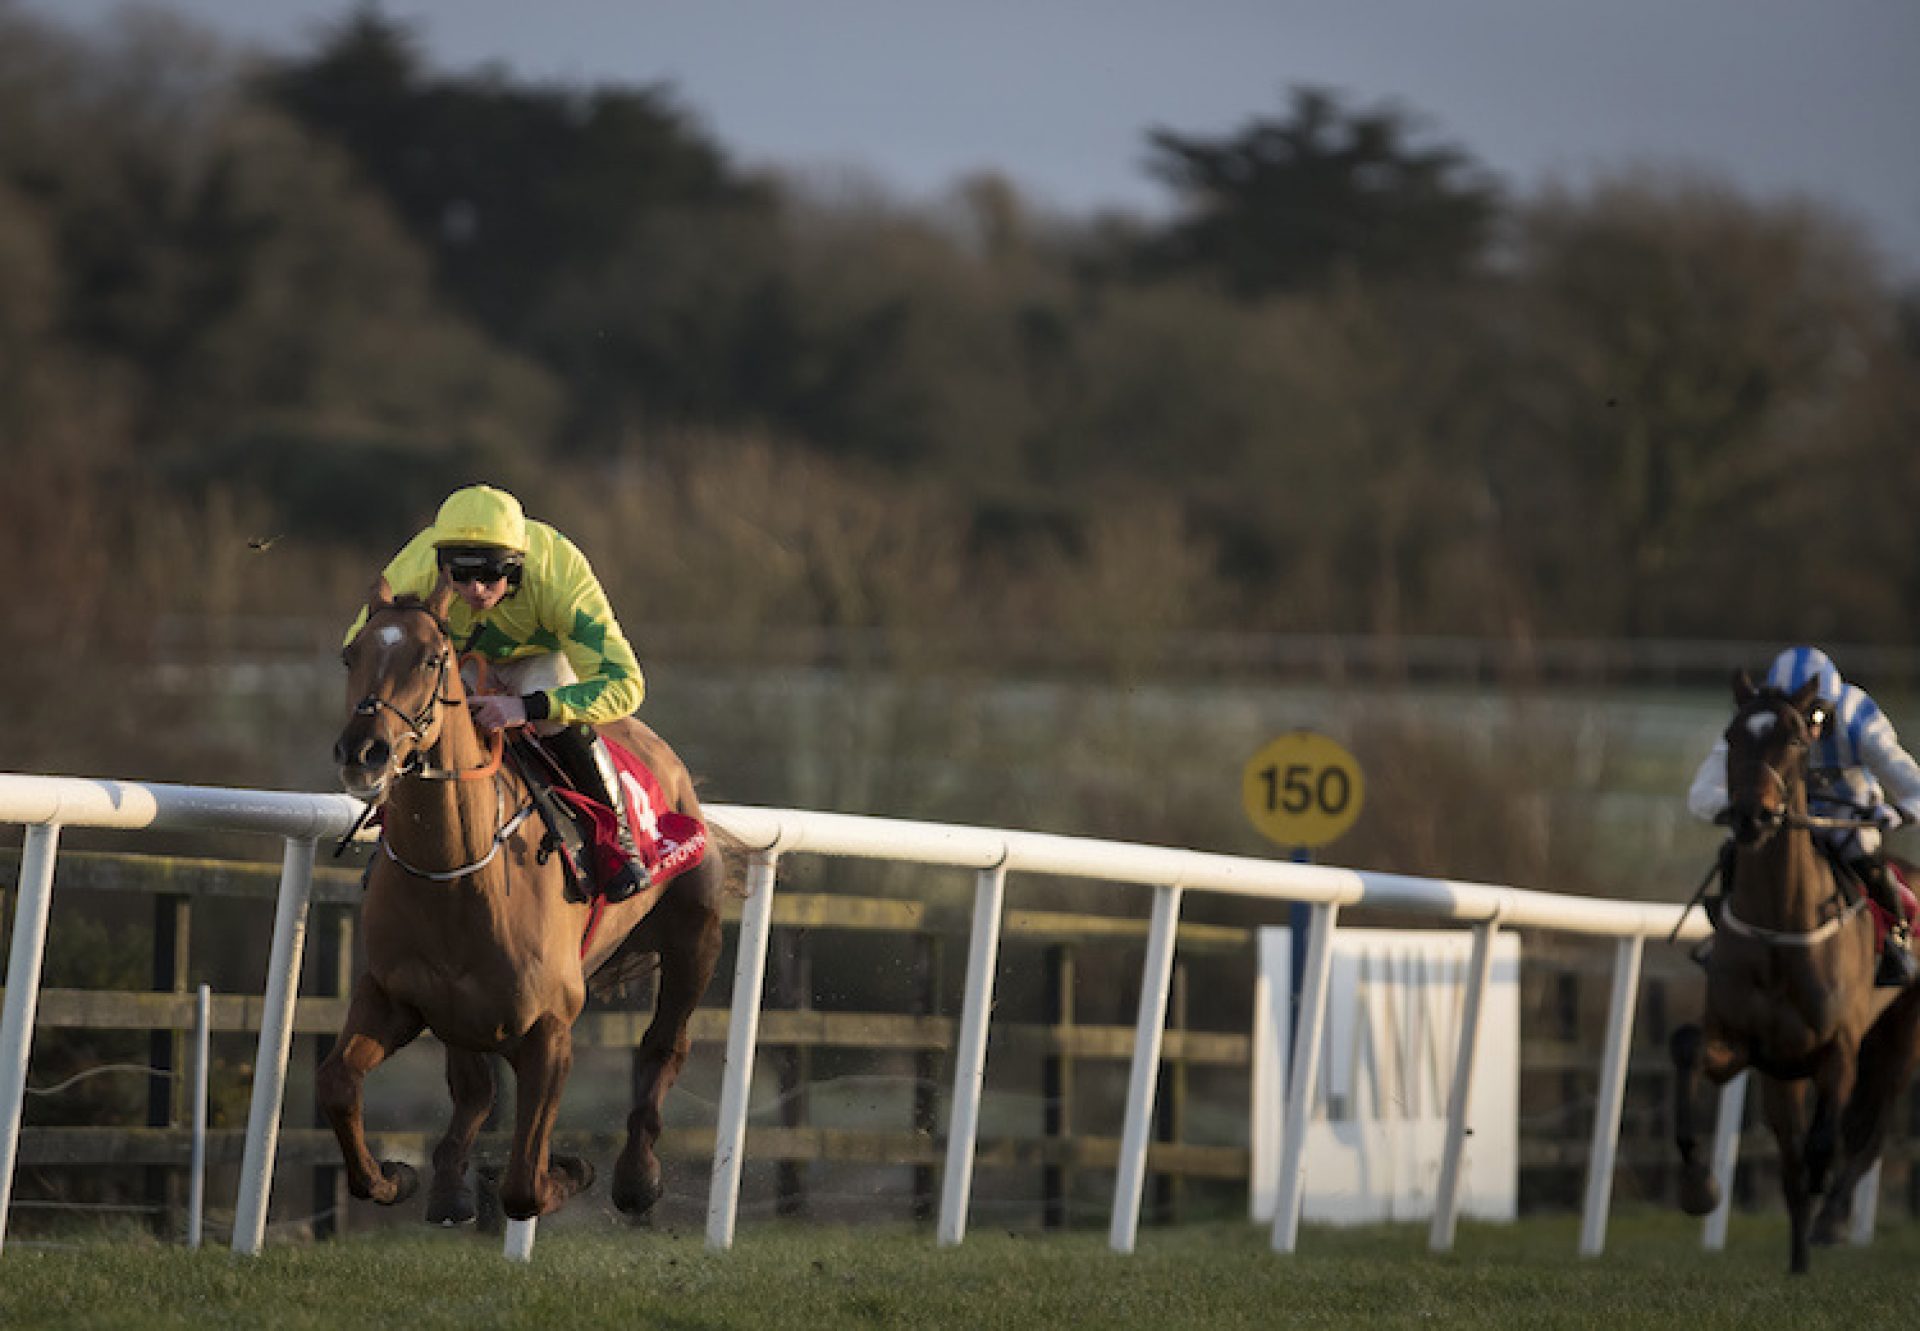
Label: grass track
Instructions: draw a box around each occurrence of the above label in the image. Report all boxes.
[4,1209,1919,1329]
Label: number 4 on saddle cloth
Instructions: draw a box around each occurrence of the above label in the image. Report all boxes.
[508,734,707,917]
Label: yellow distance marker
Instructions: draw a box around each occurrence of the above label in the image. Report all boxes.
[1241,731,1365,850]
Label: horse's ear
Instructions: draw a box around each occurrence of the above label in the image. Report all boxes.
[369,575,395,610]
[428,569,458,622]
[1732,668,1756,705]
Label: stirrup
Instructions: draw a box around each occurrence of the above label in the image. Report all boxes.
[602,859,651,904]
[1877,930,1918,988]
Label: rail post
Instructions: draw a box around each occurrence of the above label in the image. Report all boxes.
[1579,935,1644,1257]
[706,849,781,1251]
[1430,918,1499,1252]
[1702,1071,1747,1250]
[1271,900,1340,1253]
[937,864,1009,1247]
[0,822,61,1254]
[188,984,210,1250]
[1850,1160,1882,1245]
[232,836,318,1256]
[1110,884,1184,1253]
[1152,961,1190,1226]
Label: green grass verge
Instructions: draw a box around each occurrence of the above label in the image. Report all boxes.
[3,1208,1918,1330]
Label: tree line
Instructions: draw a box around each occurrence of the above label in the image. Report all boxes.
[4,0,1917,713]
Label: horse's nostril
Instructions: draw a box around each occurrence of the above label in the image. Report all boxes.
[365,740,391,770]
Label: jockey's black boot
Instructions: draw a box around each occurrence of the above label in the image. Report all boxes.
[1853,856,1919,988]
[552,726,651,903]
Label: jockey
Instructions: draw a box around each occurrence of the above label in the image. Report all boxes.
[1688,646,1920,987]
[346,484,652,902]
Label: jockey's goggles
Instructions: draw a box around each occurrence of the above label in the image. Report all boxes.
[438,548,523,586]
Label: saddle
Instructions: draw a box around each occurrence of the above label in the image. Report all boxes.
[504,733,708,908]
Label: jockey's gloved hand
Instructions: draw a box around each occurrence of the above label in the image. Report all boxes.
[1872,803,1910,831]
[468,693,528,733]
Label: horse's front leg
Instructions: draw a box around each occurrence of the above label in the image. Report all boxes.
[615,893,723,1217]
[499,1012,592,1220]
[317,976,426,1206]
[1803,1038,1859,1200]
[1761,1078,1815,1275]
[1672,1021,1749,1216]
[426,1049,495,1225]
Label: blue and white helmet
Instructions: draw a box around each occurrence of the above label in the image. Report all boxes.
[1765,646,1844,706]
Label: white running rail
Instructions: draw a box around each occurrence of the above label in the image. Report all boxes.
[1,771,1778,1263]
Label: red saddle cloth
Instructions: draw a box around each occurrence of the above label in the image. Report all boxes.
[549,738,707,900]
[1867,862,1920,949]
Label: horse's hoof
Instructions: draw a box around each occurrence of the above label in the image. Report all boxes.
[378,1160,420,1207]
[1678,1166,1720,1217]
[1810,1207,1849,1247]
[551,1153,596,1200]
[426,1187,477,1227]
[613,1153,665,1215]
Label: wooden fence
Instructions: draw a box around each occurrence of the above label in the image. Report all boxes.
[4,848,1917,1236]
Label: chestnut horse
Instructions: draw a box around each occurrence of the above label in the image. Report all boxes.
[1669,672,1914,1273]
[319,577,723,1225]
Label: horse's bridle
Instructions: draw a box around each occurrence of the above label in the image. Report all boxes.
[1722,695,1816,844]
[350,605,458,762]
[344,603,525,876]
[343,603,508,794]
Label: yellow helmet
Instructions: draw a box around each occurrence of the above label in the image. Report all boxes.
[430,485,527,552]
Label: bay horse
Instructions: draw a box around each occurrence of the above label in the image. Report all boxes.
[1669,671,1909,1273]
[319,576,724,1225]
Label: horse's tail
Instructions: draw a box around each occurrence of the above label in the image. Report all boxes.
[708,822,755,900]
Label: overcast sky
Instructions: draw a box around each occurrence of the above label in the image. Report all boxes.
[32,0,1920,275]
